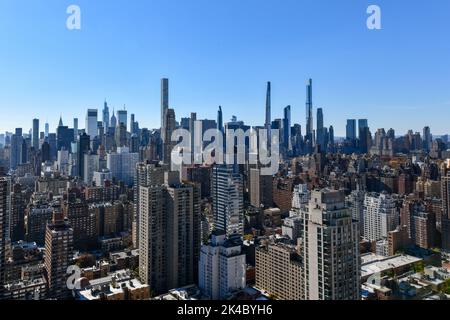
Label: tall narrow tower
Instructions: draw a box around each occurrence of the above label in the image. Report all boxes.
[32,119,39,150]
[161,78,169,130]
[217,106,224,133]
[306,79,313,143]
[265,82,271,129]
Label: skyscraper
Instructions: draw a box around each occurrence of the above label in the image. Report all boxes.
[10,128,23,170]
[265,82,271,129]
[110,108,117,129]
[441,160,450,252]
[163,109,176,166]
[139,173,201,296]
[217,106,224,133]
[346,119,357,141]
[316,108,324,148]
[358,119,368,140]
[283,105,291,154]
[44,209,74,299]
[161,78,169,129]
[363,193,398,242]
[107,147,139,186]
[211,165,244,237]
[117,109,128,130]
[0,177,10,298]
[85,109,98,138]
[45,121,49,138]
[301,189,360,300]
[423,126,432,151]
[305,79,313,148]
[77,132,91,178]
[102,100,110,129]
[130,113,136,134]
[32,118,39,150]
[73,118,78,140]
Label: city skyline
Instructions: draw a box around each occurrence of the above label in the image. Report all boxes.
[1,0,449,135]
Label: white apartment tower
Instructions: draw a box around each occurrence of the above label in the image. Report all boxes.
[363,193,399,242]
[198,232,246,300]
[211,165,244,237]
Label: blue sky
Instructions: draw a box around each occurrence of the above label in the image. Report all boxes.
[0,0,449,136]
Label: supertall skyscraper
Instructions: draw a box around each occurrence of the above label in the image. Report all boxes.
[265,82,271,129]
[300,189,360,300]
[305,79,314,152]
[217,106,224,133]
[32,119,39,150]
[161,78,169,129]
[316,108,324,148]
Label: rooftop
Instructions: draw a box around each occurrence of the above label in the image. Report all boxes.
[361,253,422,279]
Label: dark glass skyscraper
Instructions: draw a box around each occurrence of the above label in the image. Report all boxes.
[346,119,357,141]
[32,119,39,150]
[316,108,324,148]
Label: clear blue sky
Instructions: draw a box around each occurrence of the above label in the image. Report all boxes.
[1,0,449,136]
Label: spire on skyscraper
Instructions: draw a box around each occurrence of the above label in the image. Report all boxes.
[58,115,63,127]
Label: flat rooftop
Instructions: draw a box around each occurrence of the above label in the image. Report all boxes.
[361,253,422,279]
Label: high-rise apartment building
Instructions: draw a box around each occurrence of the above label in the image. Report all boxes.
[44,210,74,299]
[139,173,201,296]
[256,240,303,300]
[363,193,399,242]
[0,177,10,298]
[300,189,360,300]
[441,160,450,252]
[198,232,246,300]
[249,167,273,208]
[211,165,244,237]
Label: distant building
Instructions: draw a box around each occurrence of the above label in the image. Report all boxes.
[107,147,139,186]
[363,193,399,242]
